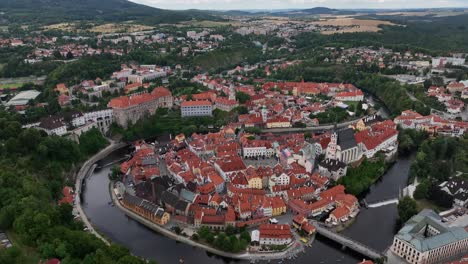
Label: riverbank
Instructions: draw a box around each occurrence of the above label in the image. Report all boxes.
[74,141,128,246]
[109,181,304,261]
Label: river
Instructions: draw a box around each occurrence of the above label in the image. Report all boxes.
[82,149,414,264]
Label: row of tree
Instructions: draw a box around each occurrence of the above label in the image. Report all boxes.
[195,226,250,253]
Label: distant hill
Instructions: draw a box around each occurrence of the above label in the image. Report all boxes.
[279,7,357,16]
[0,0,220,25]
[301,7,339,14]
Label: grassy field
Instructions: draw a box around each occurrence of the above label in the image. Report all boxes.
[0,83,23,90]
[344,101,359,109]
[313,17,396,34]
[43,22,76,31]
[5,231,41,264]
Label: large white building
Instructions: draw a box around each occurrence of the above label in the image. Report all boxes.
[108,87,173,128]
[242,140,274,158]
[390,209,468,264]
[181,100,213,117]
[6,90,41,108]
[128,71,166,84]
[32,109,114,137]
[83,109,114,133]
[432,57,466,68]
[258,224,293,246]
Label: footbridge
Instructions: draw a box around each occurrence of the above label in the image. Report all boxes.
[312,221,384,260]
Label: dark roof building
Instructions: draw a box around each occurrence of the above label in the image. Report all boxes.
[337,128,358,151]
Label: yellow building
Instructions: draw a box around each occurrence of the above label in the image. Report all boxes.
[355,119,366,131]
[248,177,263,189]
[157,211,171,225]
[266,119,292,129]
[271,197,287,216]
[122,193,170,226]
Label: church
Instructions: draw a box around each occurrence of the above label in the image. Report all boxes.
[325,128,362,164]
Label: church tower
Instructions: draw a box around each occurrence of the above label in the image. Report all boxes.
[261,105,268,123]
[326,132,338,160]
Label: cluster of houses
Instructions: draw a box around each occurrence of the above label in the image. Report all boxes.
[427,81,467,114]
[98,28,226,55]
[54,63,174,108]
[232,18,367,39]
[113,112,402,245]
[394,110,468,137]
[115,135,327,246]
[323,46,432,71]
[184,79,366,128]
[54,78,121,106]
[26,44,125,63]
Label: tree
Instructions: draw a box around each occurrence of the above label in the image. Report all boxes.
[413,179,430,200]
[234,106,248,115]
[240,230,251,243]
[66,51,74,60]
[79,128,108,156]
[235,91,251,104]
[398,197,418,223]
[428,185,454,208]
[109,165,122,181]
[206,233,215,244]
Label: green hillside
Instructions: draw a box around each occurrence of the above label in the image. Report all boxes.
[0,0,219,25]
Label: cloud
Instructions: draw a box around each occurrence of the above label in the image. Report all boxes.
[129,0,468,10]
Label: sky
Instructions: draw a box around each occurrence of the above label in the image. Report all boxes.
[129,0,468,10]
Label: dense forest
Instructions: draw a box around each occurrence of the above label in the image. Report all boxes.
[294,14,468,54]
[0,0,219,25]
[411,136,468,209]
[0,110,150,264]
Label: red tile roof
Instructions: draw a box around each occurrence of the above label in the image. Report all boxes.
[108,87,171,109]
[259,224,292,239]
[330,206,350,219]
[181,100,212,107]
[355,127,398,151]
[320,185,345,200]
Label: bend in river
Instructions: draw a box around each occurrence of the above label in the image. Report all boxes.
[82,148,414,264]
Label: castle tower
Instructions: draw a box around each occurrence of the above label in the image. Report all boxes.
[229,84,235,101]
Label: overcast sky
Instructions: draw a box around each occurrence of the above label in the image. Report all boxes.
[129,0,468,10]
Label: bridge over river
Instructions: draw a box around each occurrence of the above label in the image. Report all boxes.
[312,221,384,260]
